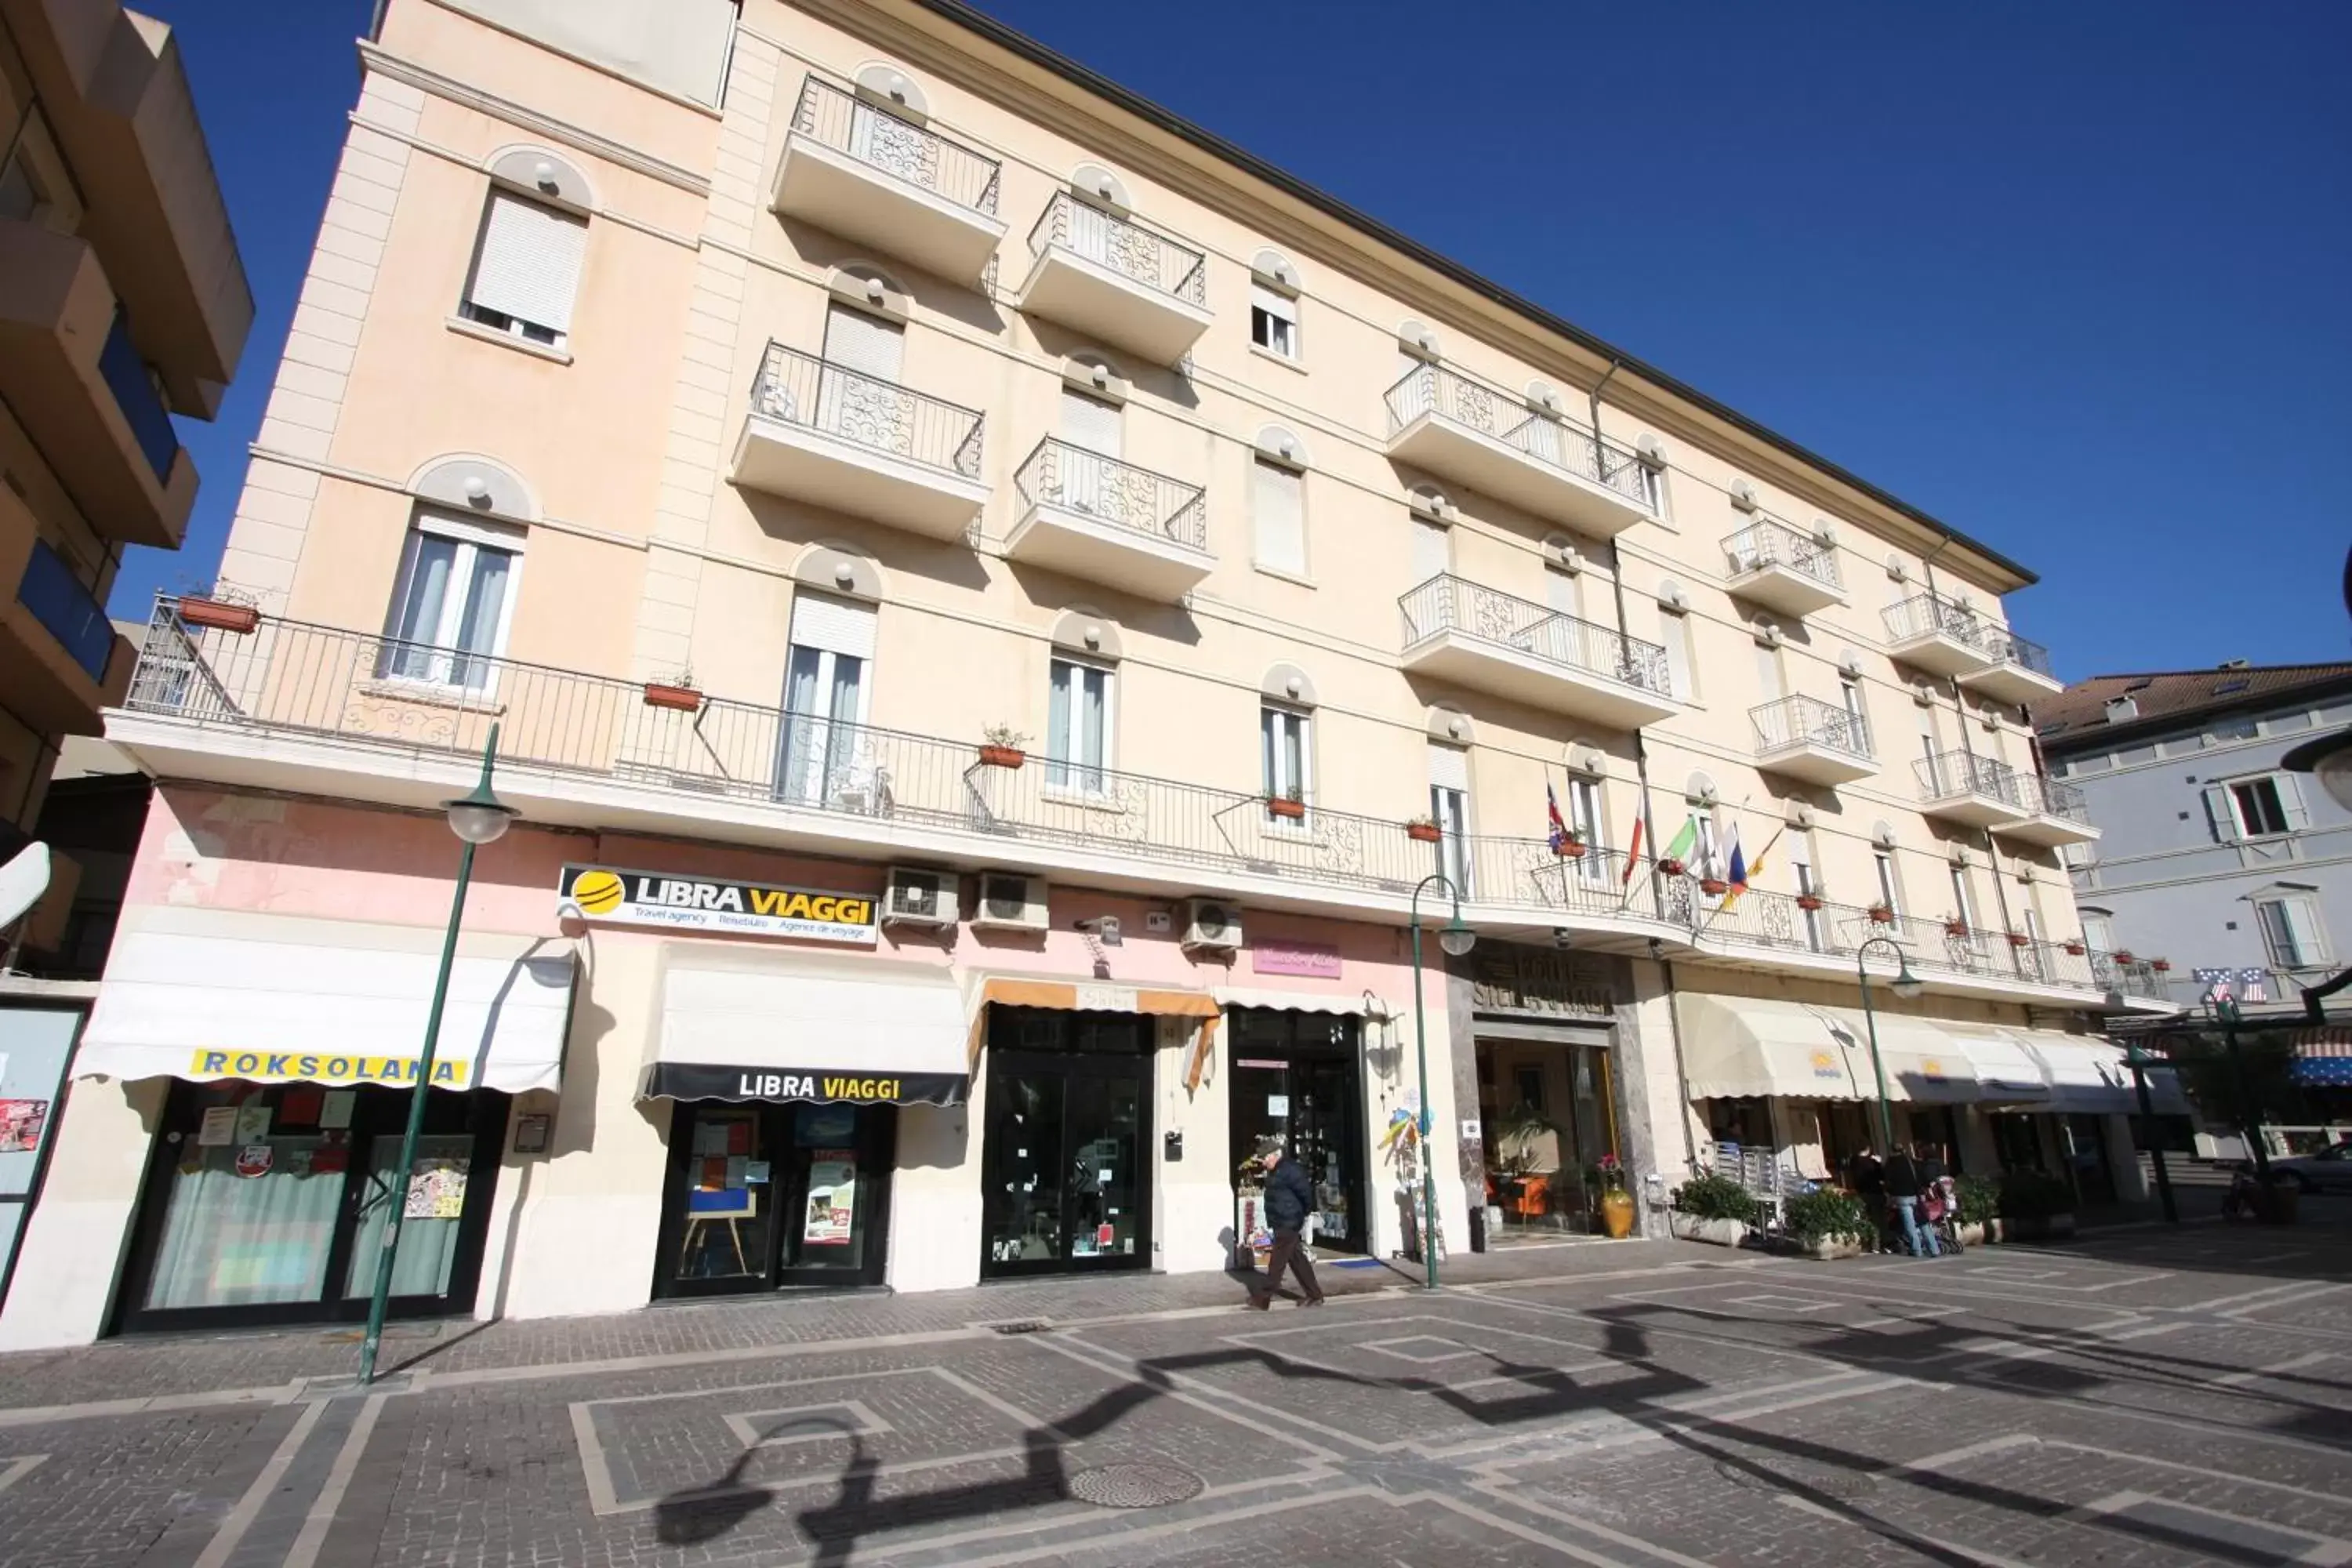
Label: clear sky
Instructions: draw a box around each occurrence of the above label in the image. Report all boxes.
[125,0,2352,678]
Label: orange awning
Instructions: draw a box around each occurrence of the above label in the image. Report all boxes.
[965,976,1223,1087]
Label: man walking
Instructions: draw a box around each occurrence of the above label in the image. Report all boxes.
[1882,1142,1940,1258]
[1247,1139,1324,1308]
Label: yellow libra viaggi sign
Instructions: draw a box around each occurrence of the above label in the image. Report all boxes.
[557,864,877,945]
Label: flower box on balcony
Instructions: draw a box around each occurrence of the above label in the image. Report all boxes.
[179,597,259,635]
[1944,920,1971,939]
[1266,795,1307,821]
[977,745,1027,770]
[2006,932,2031,948]
[2151,958,2172,973]
[1867,906,1896,924]
[642,682,704,713]
[2113,950,2136,965]
[1700,878,1730,896]
[1558,841,1588,860]
[1405,820,1443,844]
[2063,941,2086,956]
[1657,858,1686,877]
[1795,895,1824,913]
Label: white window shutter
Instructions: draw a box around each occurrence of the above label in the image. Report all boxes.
[468,193,586,333]
[788,591,877,659]
[2202,783,2240,842]
[1411,518,1449,584]
[822,305,905,382]
[1546,565,1580,618]
[1254,459,1305,575]
[2278,773,2310,832]
[1059,389,1122,458]
[1427,744,1470,794]
[1250,282,1295,325]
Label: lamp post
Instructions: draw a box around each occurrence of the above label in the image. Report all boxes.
[1408,873,1474,1290]
[1854,935,1925,1157]
[357,726,516,1387]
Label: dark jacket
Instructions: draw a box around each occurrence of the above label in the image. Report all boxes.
[1847,1151,1885,1198]
[1263,1154,1314,1232]
[1882,1152,1925,1199]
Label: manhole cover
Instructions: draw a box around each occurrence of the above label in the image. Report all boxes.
[1065,1463,1206,1509]
[989,1319,1053,1335]
[1715,1461,1878,1500]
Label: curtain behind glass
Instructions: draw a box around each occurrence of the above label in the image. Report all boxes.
[452,548,511,691]
[342,1135,470,1299]
[1047,660,1073,789]
[383,535,456,682]
[144,1138,343,1310]
[779,644,825,804]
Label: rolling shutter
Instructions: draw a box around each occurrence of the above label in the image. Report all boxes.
[1059,388,1123,458]
[788,591,877,660]
[822,304,904,382]
[468,193,587,334]
[1254,459,1305,575]
[1412,518,1450,583]
[1427,743,1470,794]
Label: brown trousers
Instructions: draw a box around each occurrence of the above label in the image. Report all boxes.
[1255,1227,1322,1302]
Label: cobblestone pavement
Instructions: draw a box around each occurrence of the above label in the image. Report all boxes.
[2,1210,2349,1566]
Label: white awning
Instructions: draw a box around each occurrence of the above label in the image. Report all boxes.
[2031,1036,2186,1116]
[1675,994,1983,1104]
[1955,1031,2053,1104]
[1212,987,1392,1019]
[643,944,968,1105]
[74,907,575,1094]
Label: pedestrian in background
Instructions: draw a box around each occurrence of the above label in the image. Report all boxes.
[1846,1146,1887,1252]
[1882,1143,1941,1258]
[1247,1139,1324,1309]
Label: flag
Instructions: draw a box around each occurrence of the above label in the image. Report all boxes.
[1725,823,1748,893]
[1661,816,1697,869]
[2240,967,2269,1003]
[1546,782,1570,855]
[1621,817,1644,886]
[1718,828,1778,913]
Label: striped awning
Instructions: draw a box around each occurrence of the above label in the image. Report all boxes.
[2291,1027,2352,1086]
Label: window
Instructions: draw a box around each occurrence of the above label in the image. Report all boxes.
[777,593,875,808]
[1873,849,1903,918]
[1546,564,1581,621]
[379,511,521,693]
[2079,909,2116,953]
[1253,458,1306,575]
[1428,744,1470,893]
[1047,657,1113,793]
[1412,517,1450,585]
[1790,833,1824,952]
[1661,612,1697,699]
[1250,282,1298,360]
[2215,775,2302,839]
[1754,643,1784,702]
[823,303,905,381]
[460,191,586,349]
[2255,893,2328,971]
[1841,676,1868,738]
[1059,388,1121,457]
[1695,813,1723,887]
[1948,866,1977,932]
[1261,704,1312,824]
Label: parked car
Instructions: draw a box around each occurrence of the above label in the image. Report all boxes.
[2265,1143,2352,1194]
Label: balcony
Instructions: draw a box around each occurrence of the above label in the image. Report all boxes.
[1397,574,1678,728]
[1677,883,2111,1000]
[1015,192,1210,366]
[730,342,989,539]
[771,77,1005,286]
[1915,749,2031,829]
[0,221,197,546]
[1006,439,1210,602]
[1994,772,2100,849]
[4,535,127,735]
[1958,626,2063,706]
[1384,365,1657,536]
[1751,694,1875,786]
[1722,519,1845,617]
[1882,593,1997,678]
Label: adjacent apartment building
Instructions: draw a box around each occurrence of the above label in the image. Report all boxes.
[0,0,248,1310]
[2037,663,2352,1029]
[0,0,2172,1346]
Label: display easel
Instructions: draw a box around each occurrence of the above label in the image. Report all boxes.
[684,1188,758,1274]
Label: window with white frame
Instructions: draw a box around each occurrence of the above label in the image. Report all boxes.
[1661,610,1697,700]
[2254,891,2328,970]
[1250,281,1298,360]
[1253,457,1306,575]
[1047,656,1114,793]
[2210,774,2304,840]
[460,191,587,349]
[2079,907,2116,953]
[1873,848,1904,917]
[1412,516,1450,585]
[378,510,522,693]
[1261,704,1312,823]
[1427,743,1470,893]
[778,592,875,808]
[1790,832,1824,952]
[1948,865,1977,932]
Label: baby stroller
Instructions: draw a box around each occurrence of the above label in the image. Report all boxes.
[1922,1174,1965,1254]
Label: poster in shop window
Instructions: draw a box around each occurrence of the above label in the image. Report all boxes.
[801,1151,857,1245]
[0,1098,49,1152]
[404,1158,468,1220]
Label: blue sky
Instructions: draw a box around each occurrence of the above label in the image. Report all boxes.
[128,0,2352,677]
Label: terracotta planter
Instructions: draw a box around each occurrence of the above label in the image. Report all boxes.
[642,683,703,713]
[1559,842,1588,860]
[977,745,1027,770]
[1945,922,1971,939]
[2112,951,2136,965]
[2063,942,2086,956]
[1598,1186,1637,1240]
[1795,895,1824,912]
[178,597,259,635]
[1867,907,1896,925]
[2007,933,2031,948]
[1266,796,1307,820]
[1657,858,1686,877]
[1405,822,1443,844]
[2151,959,2172,973]
[1700,879,1730,896]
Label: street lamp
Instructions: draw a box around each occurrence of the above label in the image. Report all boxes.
[1854,935,1924,1157]
[358,725,515,1386]
[1408,873,1473,1290]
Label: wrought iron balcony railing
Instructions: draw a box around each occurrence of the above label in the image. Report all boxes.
[1915,748,2023,805]
[1751,694,1871,760]
[1723,518,1840,590]
[1399,574,1672,696]
[118,601,2124,1003]
[2011,771,2092,825]
[790,76,1002,214]
[17,538,114,683]
[1976,626,2056,681]
[1027,191,1206,306]
[1383,363,1655,514]
[1014,439,1207,551]
[1882,591,1986,648]
[749,341,985,479]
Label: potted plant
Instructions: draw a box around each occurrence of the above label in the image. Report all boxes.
[1795,892,1825,913]
[1955,1175,2001,1247]
[2063,938,2087,956]
[642,668,703,713]
[1657,856,1687,877]
[1592,1153,1637,1239]
[1784,1189,1873,1260]
[2112,949,2136,965]
[1944,916,1971,939]
[1700,877,1730,896]
[1558,833,1588,861]
[1266,786,1307,821]
[1668,1172,1755,1247]
[178,596,260,635]
[2006,931,2032,948]
[978,724,1029,769]
[1995,1169,2077,1242]
[2151,958,2172,974]
[1867,904,1896,924]
[1404,814,1443,844]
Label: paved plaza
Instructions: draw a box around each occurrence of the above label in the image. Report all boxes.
[2,1214,2349,1567]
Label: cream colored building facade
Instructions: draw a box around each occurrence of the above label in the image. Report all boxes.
[1,0,2172,1347]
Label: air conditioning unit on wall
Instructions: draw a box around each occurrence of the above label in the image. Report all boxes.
[1180,898,1244,953]
[883,866,955,927]
[971,871,1049,933]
